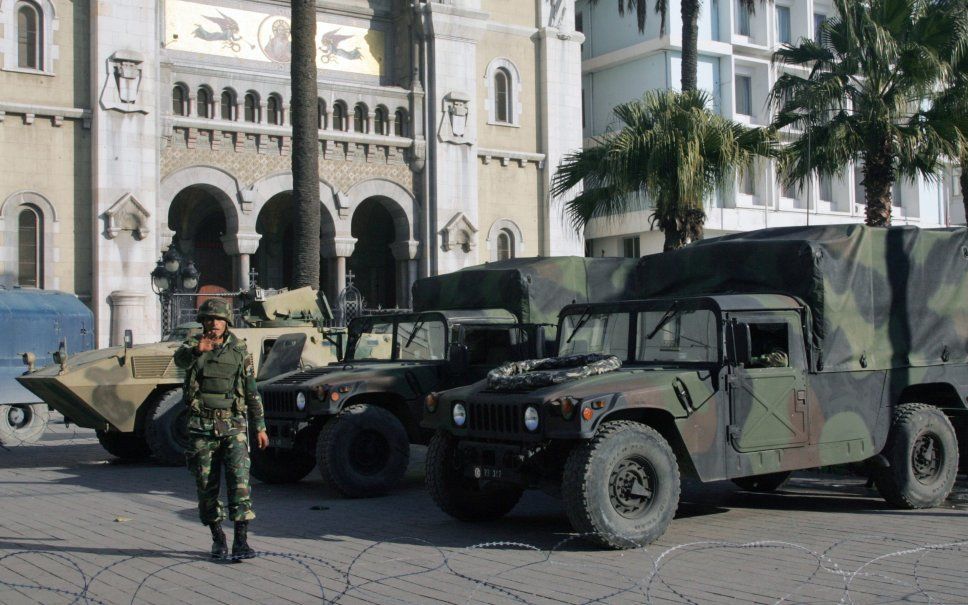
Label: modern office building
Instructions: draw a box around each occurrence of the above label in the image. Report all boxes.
[0,0,584,345]
[576,0,965,257]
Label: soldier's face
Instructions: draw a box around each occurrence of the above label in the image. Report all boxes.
[203,317,228,338]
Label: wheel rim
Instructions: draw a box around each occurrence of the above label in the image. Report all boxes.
[7,405,29,430]
[912,432,943,484]
[348,429,391,475]
[608,456,657,518]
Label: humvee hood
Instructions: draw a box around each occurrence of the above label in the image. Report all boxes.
[259,361,438,389]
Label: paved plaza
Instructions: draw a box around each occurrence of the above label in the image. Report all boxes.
[0,420,966,605]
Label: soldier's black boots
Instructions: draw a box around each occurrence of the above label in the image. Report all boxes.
[231,521,255,561]
[208,522,227,559]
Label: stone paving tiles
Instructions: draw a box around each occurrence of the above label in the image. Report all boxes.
[0,421,965,604]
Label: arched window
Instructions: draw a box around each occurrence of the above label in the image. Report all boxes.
[494,68,511,123]
[16,2,42,70]
[244,92,258,122]
[353,103,367,133]
[374,106,388,135]
[496,230,513,261]
[317,98,327,129]
[394,108,406,136]
[17,206,42,287]
[171,85,186,116]
[266,94,282,125]
[196,87,211,118]
[332,101,347,131]
[220,89,235,120]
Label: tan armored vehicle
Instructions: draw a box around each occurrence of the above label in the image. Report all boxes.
[17,287,343,464]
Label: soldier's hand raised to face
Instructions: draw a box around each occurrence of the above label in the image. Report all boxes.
[197,336,215,353]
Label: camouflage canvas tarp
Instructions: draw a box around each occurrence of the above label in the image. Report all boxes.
[412,257,639,325]
[632,225,968,372]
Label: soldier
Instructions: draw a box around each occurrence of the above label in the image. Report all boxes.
[173,298,269,561]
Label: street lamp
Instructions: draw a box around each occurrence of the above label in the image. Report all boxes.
[151,245,201,336]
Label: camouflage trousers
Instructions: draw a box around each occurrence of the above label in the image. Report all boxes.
[186,430,255,524]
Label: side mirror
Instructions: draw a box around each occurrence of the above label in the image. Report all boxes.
[726,321,751,367]
[123,329,134,349]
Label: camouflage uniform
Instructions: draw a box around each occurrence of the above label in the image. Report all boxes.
[174,329,265,525]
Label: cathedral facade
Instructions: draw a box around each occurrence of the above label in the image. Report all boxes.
[0,0,584,345]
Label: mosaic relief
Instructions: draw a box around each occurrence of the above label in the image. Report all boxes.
[161,138,414,193]
[165,0,385,76]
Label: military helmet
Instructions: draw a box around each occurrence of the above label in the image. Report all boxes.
[197,298,233,324]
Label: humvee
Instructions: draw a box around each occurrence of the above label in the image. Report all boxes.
[423,226,968,548]
[253,257,639,497]
[17,287,343,464]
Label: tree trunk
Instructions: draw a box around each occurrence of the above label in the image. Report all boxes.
[961,157,967,224]
[680,0,699,92]
[291,0,320,289]
[863,141,894,227]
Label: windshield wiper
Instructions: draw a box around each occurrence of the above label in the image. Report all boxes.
[565,307,593,344]
[404,318,426,348]
[646,302,681,340]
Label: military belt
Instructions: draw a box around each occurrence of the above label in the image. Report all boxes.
[192,406,236,420]
[198,392,234,410]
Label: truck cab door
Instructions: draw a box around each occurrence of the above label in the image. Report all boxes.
[727,313,808,452]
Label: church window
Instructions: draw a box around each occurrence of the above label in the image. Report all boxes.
[497,230,513,261]
[220,89,235,120]
[172,84,187,116]
[17,206,42,287]
[353,103,367,133]
[494,68,511,123]
[374,106,388,135]
[16,2,42,70]
[332,101,347,131]
[267,94,283,125]
[197,87,211,118]
[244,92,258,122]
[394,109,407,136]
[318,98,327,129]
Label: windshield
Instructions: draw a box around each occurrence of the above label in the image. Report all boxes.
[558,312,630,358]
[636,309,718,363]
[347,317,447,361]
[557,306,720,365]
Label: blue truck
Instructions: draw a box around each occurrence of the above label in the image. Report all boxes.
[0,287,94,445]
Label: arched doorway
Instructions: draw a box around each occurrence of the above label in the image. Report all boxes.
[349,198,396,308]
[168,187,233,291]
[253,191,335,292]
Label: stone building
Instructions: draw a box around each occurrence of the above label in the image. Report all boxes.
[0,0,584,346]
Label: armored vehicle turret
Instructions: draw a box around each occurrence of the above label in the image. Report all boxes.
[425,226,968,548]
[17,287,343,464]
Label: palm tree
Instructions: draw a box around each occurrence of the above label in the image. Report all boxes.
[291,0,320,288]
[587,0,760,91]
[770,0,967,226]
[552,90,774,250]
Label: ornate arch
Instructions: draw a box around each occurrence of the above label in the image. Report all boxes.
[0,190,57,288]
[245,172,339,235]
[159,165,241,235]
[485,218,525,260]
[344,178,416,242]
[484,57,523,126]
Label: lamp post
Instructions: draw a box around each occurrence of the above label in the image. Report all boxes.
[150,245,200,337]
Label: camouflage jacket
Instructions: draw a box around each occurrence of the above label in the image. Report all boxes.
[173,331,266,434]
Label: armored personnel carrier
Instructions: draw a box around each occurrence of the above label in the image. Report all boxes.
[253,257,639,497]
[0,287,94,445]
[424,226,968,548]
[17,287,343,464]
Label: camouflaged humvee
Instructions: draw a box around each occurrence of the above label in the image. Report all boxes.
[16,287,343,464]
[423,225,968,549]
[253,257,639,497]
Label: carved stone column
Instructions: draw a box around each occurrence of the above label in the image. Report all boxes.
[330,236,357,302]
[222,232,262,290]
[109,290,148,345]
[390,240,421,309]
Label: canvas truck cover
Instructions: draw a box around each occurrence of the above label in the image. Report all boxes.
[412,257,639,325]
[631,224,968,372]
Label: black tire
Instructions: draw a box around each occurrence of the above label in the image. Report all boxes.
[732,471,791,493]
[96,429,152,460]
[0,403,48,445]
[251,425,319,484]
[425,431,523,521]
[562,421,680,549]
[874,403,959,509]
[316,404,410,498]
[145,389,191,466]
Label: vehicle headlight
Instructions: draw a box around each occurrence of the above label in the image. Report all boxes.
[296,392,307,411]
[452,403,467,427]
[524,406,539,432]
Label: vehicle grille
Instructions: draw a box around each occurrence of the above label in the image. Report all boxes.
[262,390,300,414]
[273,368,333,385]
[468,402,521,434]
[132,356,184,379]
